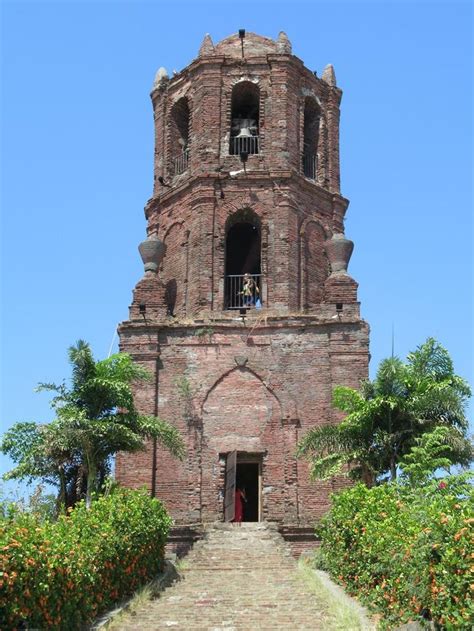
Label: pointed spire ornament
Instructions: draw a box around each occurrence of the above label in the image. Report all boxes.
[322,64,337,86]
[276,31,292,54]
[199,33,215,56]
[152,67,169,91]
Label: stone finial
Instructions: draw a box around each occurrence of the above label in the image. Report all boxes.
[199,33,215,56]
[152,67,169,90]
[322,64,337,86]
[138,235,165,273]
[276,31,292,54]
[325,233,354,275]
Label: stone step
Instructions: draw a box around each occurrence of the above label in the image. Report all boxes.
[113,523,337,630]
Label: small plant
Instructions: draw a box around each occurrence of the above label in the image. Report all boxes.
[175,376,195,422]
[195,327,214,339]
[175,376,193,399]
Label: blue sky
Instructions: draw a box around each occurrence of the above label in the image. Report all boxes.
[1,1,472,489]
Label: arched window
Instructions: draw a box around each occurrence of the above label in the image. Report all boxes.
[224,209,261,309]
[170,97,190,176]
[229,82,260,156]
[302,97,320,180]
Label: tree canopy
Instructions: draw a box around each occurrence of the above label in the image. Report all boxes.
[297,338,472,486]
[1,340,185,508]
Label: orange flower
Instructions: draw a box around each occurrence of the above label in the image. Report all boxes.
[454,528,468,541]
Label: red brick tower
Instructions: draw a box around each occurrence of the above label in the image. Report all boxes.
[116,31,369,541]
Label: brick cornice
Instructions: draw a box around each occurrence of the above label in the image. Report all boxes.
[148,172,349,218]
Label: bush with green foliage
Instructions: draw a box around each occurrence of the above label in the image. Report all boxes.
[315,475,474,629]
[0,488,171,630]
[298,338,472,485]
[1,340,185,510]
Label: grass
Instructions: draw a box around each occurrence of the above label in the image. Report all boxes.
[94,561,181,630]
[297,558,375,631]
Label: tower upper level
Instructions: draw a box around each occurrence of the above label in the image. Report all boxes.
[130,31,360,321]
[150,30,342,198]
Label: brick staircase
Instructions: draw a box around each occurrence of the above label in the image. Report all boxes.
[116,522,335,630]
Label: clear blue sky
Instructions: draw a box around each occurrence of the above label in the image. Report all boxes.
[1,1,472,488]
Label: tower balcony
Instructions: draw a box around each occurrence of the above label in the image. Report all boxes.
[229,135,259,156]
[172,149,190,176]
[225,274,262,310]
[302,151,317,180]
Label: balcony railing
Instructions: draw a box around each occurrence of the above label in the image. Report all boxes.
[302,152,317,180]
[225,274,262,310]
[230,135,259,156]
[172,149,189,176]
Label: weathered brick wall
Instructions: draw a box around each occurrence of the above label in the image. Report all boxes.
[151,33,341,194]
[145,176,350,319]
[117,32,369,528]
[117,318,369,525]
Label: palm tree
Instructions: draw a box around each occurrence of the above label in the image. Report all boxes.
[297,338,472,485]
[2,341,185,508]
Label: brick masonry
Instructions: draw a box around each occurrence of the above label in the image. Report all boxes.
[115,31,370,530]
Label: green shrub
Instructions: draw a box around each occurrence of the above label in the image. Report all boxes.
[0,488,171,630]
[317,476,474,629]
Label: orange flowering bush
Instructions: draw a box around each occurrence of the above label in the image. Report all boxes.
[316,475,474,630]
[0,488,171,630]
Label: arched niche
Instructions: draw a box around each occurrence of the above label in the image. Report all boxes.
[302,97,320,179]
[161,222,186,316]
[229,81,260,156]
[169,97,190,175]
[199,367,284,522]
[304,221,329,308]
[224,209,261,309]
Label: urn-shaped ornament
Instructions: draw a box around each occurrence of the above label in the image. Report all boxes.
[325,233,354,275]
[138,235,165,273]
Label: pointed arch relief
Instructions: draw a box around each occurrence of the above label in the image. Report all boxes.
[201,366,282,453]
[303,220,329,308]
[160,221,187,316]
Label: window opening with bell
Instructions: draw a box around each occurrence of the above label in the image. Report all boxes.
[229,81,260,156]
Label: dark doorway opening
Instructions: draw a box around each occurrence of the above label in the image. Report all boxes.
[226,222,260,275]
[224,210,262,310]
[236,462,259,522]
[302,97,320,180]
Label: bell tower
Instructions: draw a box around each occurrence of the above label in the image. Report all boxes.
[116,31,369,543]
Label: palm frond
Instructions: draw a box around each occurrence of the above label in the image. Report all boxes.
[138,415,186,460]
[308,453,346,480]
[407,337,453,382]
[332,386,365,413]
[68,340,96,390]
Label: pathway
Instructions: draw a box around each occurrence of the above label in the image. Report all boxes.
[113,523,349,630]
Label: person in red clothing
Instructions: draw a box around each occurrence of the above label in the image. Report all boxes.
[233,486,247,524]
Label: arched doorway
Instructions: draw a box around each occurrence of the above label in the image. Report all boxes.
[224,209,261,309]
